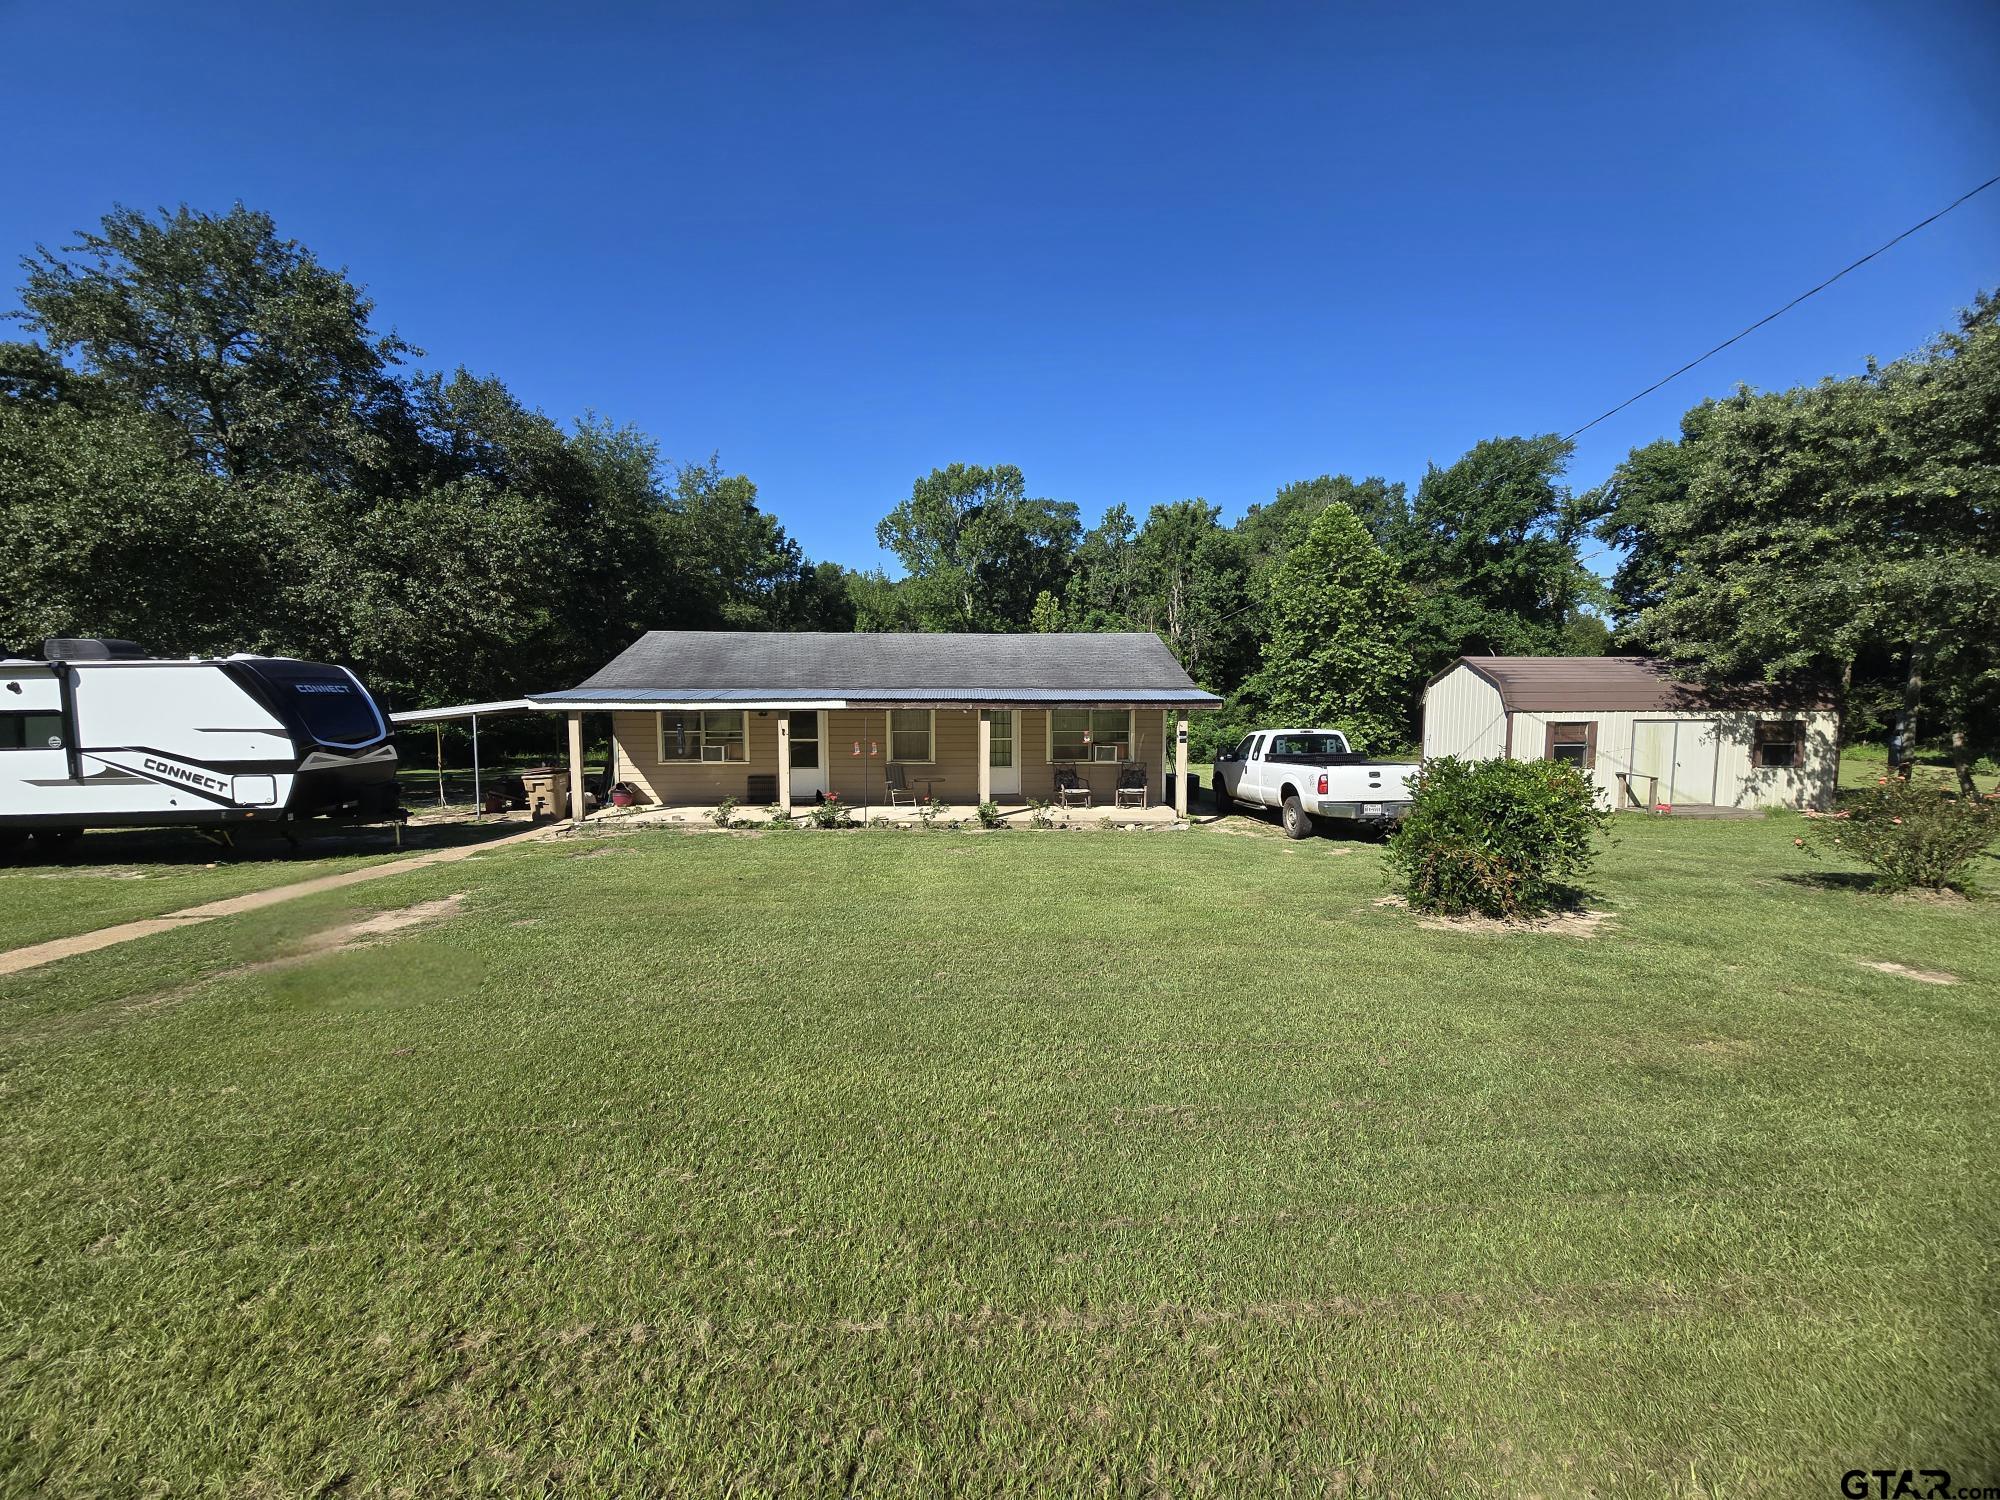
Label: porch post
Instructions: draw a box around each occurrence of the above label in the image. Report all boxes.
[977,709,992,807]
[566,710,587,822]
[1174,712,1189,819]
[776,711,792,816]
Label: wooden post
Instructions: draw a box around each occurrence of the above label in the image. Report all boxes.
[1174,713,1189,819]
[776,712,792,816]
[566,711,586,823]
[977,709,992,808]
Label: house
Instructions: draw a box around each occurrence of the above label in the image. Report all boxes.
[527,631,1221,820]
[1422,656,1838,811]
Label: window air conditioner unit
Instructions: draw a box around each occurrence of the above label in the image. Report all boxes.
[701,744,729,762]
[1093,743,1122,763]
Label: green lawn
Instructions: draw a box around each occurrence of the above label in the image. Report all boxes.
[0,822,517,952]
[2,819,1995,1495]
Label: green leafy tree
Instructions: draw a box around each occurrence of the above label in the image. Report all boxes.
[1245,505,1414,751]
[1237,474,1408,568]
[1131,499,1253,691]
[0,397,275,656]
[15,203,415,486]
[1403,435,1601,673]
[874,463,1079,629]
[1062,503,1142,630]
[1028,590,1063,632]
[1594,296,2000,789]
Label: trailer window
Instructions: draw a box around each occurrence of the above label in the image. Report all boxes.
[0,712,64,750]
[281,678,384,744]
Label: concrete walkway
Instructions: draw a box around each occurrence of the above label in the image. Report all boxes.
[0,824,551,979]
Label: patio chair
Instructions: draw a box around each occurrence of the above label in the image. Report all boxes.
[883,763,920,807]
[1052,762,1093,809]
[1113,760,1148,810]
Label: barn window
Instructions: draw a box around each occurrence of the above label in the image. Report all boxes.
[1546,721,1596,769]
[1753,720,1803,769]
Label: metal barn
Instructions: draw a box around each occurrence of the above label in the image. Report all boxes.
[1421,656,1839,812]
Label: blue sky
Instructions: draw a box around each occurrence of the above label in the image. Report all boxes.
[4,1,1996,574]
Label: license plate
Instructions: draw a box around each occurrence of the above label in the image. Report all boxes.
[1361,802,1384,818]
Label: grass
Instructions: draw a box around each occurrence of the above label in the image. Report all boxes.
[2,817,1996,1495]
[1840,739,2000,794]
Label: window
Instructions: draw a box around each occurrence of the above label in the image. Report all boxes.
[657,710,747,762]
[1546,721,1595,768]
[1268,732,1351,758]
[787,711,819,769]
[889,709,933,763]
[1753,719,1803,769]
[0,712,64,750]
[987,710,1013,768]
[1226,734,1255,762]
[1050,708,1133,762]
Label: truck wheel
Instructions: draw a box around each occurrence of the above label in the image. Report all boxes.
[1281,794,1315,839]
[1211,785,1230,818]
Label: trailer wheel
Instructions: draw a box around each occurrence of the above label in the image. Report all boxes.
[1280,793,1315,839]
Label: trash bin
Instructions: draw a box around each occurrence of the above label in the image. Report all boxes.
[521,765,572,821]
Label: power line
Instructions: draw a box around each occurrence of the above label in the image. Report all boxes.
[1565,171,2000,441]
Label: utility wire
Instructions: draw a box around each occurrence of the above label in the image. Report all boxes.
[1565,171,2000,441]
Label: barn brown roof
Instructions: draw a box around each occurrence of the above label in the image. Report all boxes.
[1450,656,1835,713]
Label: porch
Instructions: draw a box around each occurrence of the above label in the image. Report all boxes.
[587,702,1193,821]
[582,797,1186,829]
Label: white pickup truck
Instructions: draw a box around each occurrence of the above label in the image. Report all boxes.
[1211,728,1419,838]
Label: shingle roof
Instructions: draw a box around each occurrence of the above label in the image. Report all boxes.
[1451,656,1835,712]
[530,631,1222,707]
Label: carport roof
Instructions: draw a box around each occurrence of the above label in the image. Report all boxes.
[1450,656,1836,713]
[530,631,1222,709]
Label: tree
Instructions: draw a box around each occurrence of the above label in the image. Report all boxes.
[1062,503,1142,630]
[1245,506,1414,752]
[0,397,276,657]
[1237,474,1408,568]
[1403,435,1600,674]
[1595,296,2000,789]
[874,463,1079,630]
[1130,499,1253,691]
[1028,590,1063,633]
[15,203,415,486]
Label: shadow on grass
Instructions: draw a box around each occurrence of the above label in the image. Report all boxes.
[1778,871,1882,894]
[11,817,534,872]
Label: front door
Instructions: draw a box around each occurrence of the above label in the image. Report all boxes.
[987,710,1020,797]
[788,710,826,801]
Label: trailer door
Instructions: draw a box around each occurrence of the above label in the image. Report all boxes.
[1,673,71,807]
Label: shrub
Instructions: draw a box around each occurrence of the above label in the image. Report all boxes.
[976,800,1003,829]
[805,793,855,829]
[761,804,795,830]
[1385,756,1610,919]
[1800,773,2000,891]
[709,796,738,829]
[1027,799,1056,829]
[915,796,950,829]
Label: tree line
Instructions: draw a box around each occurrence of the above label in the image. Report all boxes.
[2,204,1993,775]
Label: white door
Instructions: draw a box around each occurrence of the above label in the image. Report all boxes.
[788,711,826,801]
[1671,719,1720,805]
[1631,719,1720,807]
[987,710,1020,797]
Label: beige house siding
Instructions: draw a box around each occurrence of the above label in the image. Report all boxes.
[1508,707,1838,810]
[609,704,1176,810]
[1421,665,1508,761]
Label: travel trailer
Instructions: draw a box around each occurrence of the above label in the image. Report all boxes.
[1,638,401,841]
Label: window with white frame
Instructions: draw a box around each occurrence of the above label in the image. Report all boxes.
[1050,708,1132,762]
[657,710,747,762]
[889,708,933,763]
